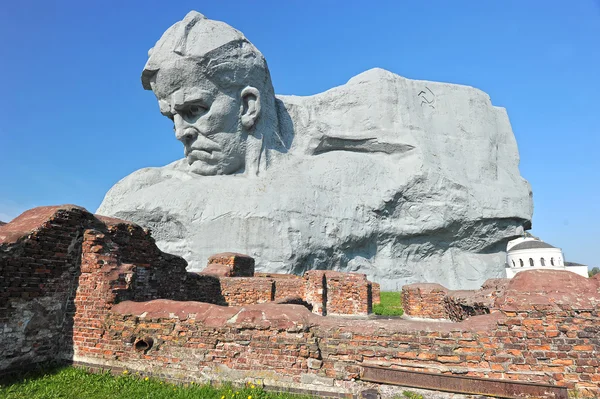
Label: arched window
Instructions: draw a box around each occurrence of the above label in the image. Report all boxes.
[520,259,524,267]
[529,258,534,266]
[512,260,516,267]
[540,258,545,266]
[558,258,562,266]
[551,257,555,266]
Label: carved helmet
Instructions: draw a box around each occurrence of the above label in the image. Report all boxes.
[141,11,270,92]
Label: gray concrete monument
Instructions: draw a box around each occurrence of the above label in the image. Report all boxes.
[97,11,533,290]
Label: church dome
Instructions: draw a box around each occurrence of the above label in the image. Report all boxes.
[506,238,564,274]
[509,240,556,252]
[506,237,588,279]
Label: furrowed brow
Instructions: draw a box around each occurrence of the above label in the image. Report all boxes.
[158,99,173,117]
[174,89,213,109]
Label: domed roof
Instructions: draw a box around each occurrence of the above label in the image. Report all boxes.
[509,240,556,251]
[564,261,585,266]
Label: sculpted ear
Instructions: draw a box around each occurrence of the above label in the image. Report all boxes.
[241,86,261,130]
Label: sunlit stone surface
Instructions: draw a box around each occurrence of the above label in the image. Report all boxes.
[98,11,532,290]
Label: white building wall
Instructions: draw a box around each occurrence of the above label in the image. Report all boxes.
[505,239,588,279]
[507,247,564,270]
[564,265,589,278]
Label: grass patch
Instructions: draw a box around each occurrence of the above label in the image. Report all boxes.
[373,291,403,316]
[400,390,424,399]
[0,366,317,399]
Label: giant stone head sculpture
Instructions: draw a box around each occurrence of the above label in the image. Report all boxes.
[98,11,533,291]
[142,11,280,176]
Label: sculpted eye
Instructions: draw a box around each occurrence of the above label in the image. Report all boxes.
[183,104,208,119]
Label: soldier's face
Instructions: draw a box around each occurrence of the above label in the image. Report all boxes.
[153,66,247,176]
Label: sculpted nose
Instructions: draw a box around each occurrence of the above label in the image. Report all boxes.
[173,114,197,143]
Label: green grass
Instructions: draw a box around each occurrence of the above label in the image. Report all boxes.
[373,291,404,316]
[0,366,317,399]
[400,390,424,399]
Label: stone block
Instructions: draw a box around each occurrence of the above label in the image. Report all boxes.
[201,253,255,277]
[307,358,323,369]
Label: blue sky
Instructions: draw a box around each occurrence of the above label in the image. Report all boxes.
[1,1,598,267]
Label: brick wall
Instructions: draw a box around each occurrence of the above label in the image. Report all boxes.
[402,283,448,319]
[273,277,306,301]
[5,206,600,396]
[0,206,228,373]
[0,206,95,371]
[402,278,509,322]
[325,272,372,316]
[443,280,507,322]
[371,282,381,305]
[304,271,327,315]
[220,277,274,306]
[1,205,374,373]
[85,221,225,305]
[71,286,600,396]
[210,271,371,316]
[490,308,599,392]
[302,271,373,316]
[202,253,255,277]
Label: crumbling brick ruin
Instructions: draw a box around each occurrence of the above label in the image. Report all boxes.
[402,278,509,322]
[0,206,373,371]
[199,253,375,315]
[2,205,600,397]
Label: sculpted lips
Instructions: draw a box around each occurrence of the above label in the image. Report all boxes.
[188,149,219,164]
[184,132,222,165]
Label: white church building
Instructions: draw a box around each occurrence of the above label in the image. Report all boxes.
[505,236,588,278]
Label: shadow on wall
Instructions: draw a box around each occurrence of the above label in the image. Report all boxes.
[0,204,376,377]
[0,205,229,376]
[0,206,90,375]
